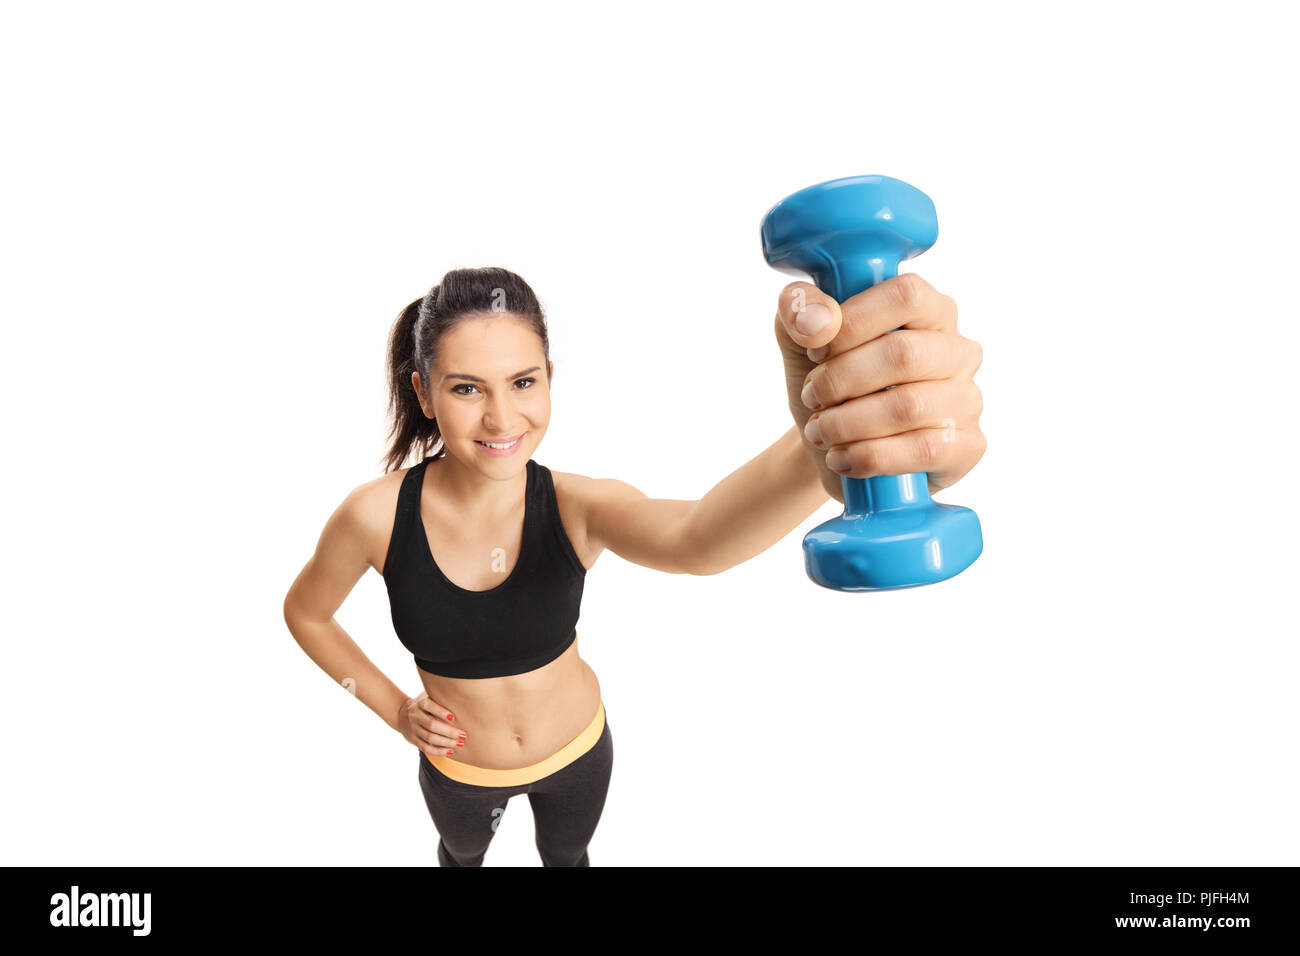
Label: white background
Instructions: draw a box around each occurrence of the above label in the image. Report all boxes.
[2,0,1296,866]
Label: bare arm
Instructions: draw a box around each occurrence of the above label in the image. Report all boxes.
[282,486,409,733]
[582,425,829,576]
[678,425,828,575]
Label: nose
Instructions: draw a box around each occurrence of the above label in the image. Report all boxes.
[482,390,520,433]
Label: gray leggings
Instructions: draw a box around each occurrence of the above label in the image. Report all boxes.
[417,715,613,866]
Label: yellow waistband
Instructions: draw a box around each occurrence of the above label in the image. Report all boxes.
[424,700,605,787]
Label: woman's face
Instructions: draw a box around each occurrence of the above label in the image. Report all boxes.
[414,313,552,471]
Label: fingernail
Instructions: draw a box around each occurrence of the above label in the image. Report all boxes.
[458,734,466,740]
[807,344,830,362]
[825,449,850,473]
[804,416,823,446]
[456,741,464,747]
[794,303,830,336]
[801,380,820,410]
[446,714,454,721]
[445,750,455,756]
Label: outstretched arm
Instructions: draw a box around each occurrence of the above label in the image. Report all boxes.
[679,425,829,575]
[581,425,828,576]
[581,273,986,578]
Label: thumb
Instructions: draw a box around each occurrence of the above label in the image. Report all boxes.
[775,281,841,352]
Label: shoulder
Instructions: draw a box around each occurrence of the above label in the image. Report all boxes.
[548,468,649,570]
[549,468,650,513]
[341,464,414,574]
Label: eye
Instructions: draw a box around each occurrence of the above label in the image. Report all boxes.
[451,377,535,396]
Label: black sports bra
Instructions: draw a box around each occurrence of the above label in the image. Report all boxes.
[381,456,587,679]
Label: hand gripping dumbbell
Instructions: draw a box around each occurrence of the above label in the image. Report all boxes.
[760,174,983,591]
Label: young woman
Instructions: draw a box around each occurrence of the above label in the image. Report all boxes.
[282,266,985,866]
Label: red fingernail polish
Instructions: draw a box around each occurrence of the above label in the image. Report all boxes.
[445,750,454,756]
[446,714,454,721]
[458,734,466,740]
[456,741,464,747]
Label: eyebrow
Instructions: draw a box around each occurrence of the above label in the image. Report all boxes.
[441,366,542,385]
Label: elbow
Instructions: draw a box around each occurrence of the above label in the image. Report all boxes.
[679,540,727,575]
[678,543,731,576]
[283,588,305,635]
[675,505,724,576]
[688,562,729,577]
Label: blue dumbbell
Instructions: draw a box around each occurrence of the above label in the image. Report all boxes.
[760,174,983,591]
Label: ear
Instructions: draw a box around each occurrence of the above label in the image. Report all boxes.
[411,370,432,418]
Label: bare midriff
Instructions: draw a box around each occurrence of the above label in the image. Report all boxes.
[418,637,601,769]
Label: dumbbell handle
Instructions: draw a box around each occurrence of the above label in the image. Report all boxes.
[810,259,931,517]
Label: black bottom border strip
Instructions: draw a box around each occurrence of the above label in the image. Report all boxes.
[8,865,1296,941]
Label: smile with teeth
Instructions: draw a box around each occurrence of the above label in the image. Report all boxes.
[475,435,522,450]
